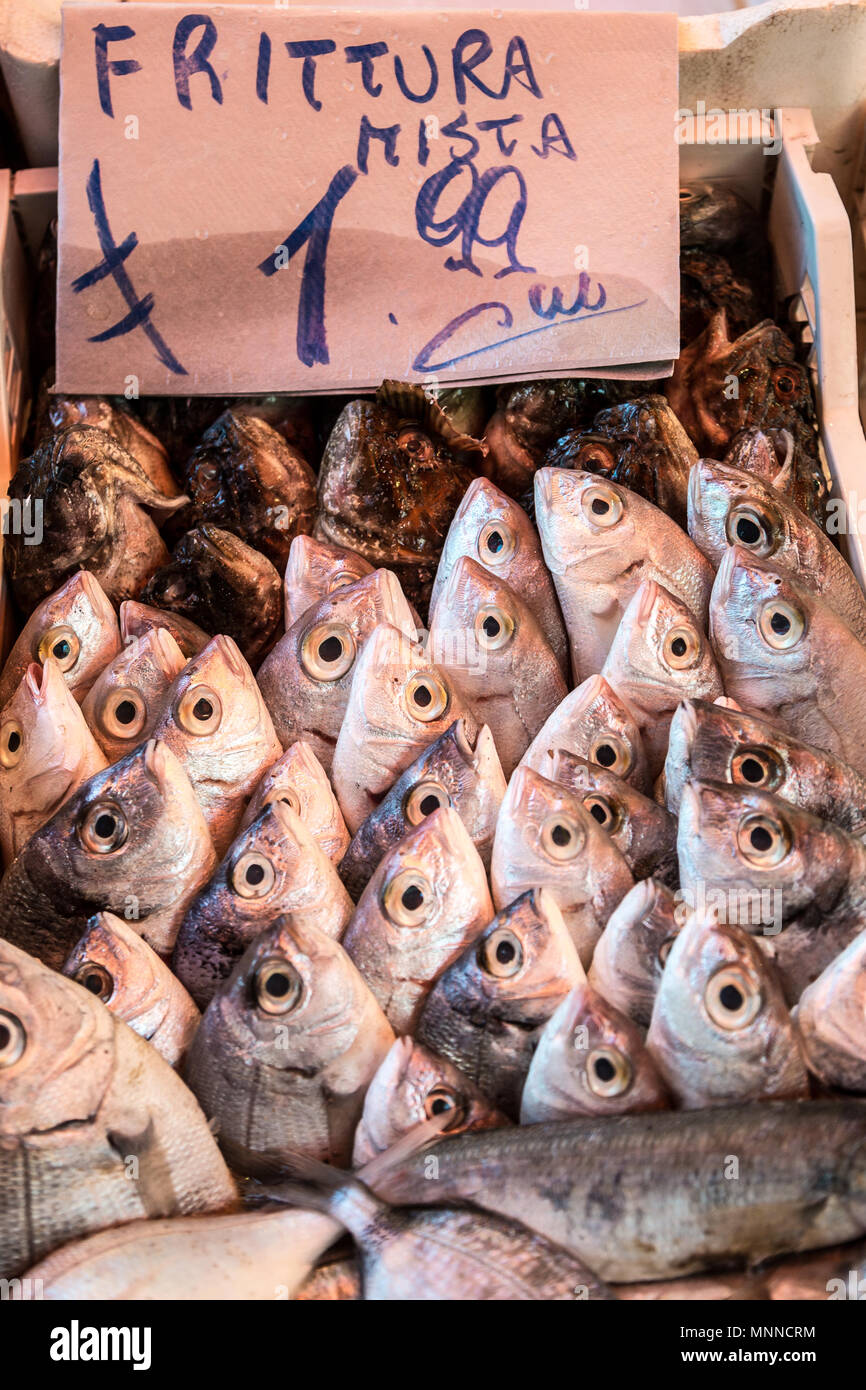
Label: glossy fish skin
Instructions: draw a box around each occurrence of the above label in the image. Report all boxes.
[534,467,714,684]
[40,394,180,499]
[0,570,121,708]
[142,525,282,666]
[185,917,395,1173]
[429,557,567,777]
[377,1099,866,1282]
[483,378,611,497]
[795,931,866,1094]
[709,546,866,776]
[119,600,210,659]
[0,740,217,967]
[588,879,681,1029]
[283,534,374,630]
[172,801,353,1010]
[0,658,108,867]
[521,674,652,795]
[151,634,283,856]
[63,911,200,1069]
[351,1036,508,1166]
[491,766,634,967]
[551,751,678,885]
[429,475,568,677]
[647,909,809,1109]
[0,938,236,1280]
[331,623,477,834]
[521,982,670,1123]
[416,889,586,1119]
[339,719,506,898]
[239,739,350,864]
[679,182,759,252]
[257,570,416,772]
[342,806,493,1035]
[81,626,186,764]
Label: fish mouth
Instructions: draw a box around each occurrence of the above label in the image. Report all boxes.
[24,660,49,704]
[77,569,115,623]
[687,461,707,519]
[213,634,248,680]
[678,780,703,836]
[143,739,173,793]
[673,699,700,753]
[150,625,185,678]
[712,544,741,605]
[534,468,556,510]
[636,579,664,625]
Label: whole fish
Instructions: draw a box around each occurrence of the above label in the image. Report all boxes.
[588,878,681,1028]
[795,930,866,1093]
[429,475,568,677]
[521,982,670,1123]
[0,658,107,867]
[239,739,350,864]
[491,766,633,966]
[81,626,187,764]
[534,467,714,683]
[551,751,678,884]
[119,599,210,658]
[416,889,586,1118]
[429,557,567,776]
[331,623,477,834]
[341,806,493,1034]
[284,534,374,630]
[601,578,724,774]
[63,911,201,1069]
[338,718,506,898]
[0,570,121,708]
[150,635,283,855]
[646,909,808,1108]
[521,674,652,794]
[184,917,395,1172]
[709,545,866,776]
[0,939,235,1280]
[172,801,353,1010]
[0,740,217,967]
[257,569,416,771]
[352,1036,508,1165]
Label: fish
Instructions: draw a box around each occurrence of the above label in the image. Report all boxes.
[483,377,613,497]
[490,766,634,966]
[550,750,678,884]
[600,578,724,775]
[119,599,210,658]
[81,626,187,764]
[239,740,350,864]
[40,394,181,499]
[172,800,353,1009]
[429,475,569,677]
[0,658,108,867]
[257,569,417,772]
[150,635,283,855]
[534,467,714,683]
[428,556,567,777]
[0,740,217,967]
[588,878,681,1028]
[141,525,283,666]
[375,1099,866,1282]
[678,182,760,253]
[338,719,506,898]
[679,247,766,346]
[709,545,866,776]
[794,930,866,1094]
[138,393,317,473]
[0,938,236,1280]
[63,910,200,1069]
[341,806,493,1034]
[184,916,395,1172]
[520,982,670,1123]
[352,1035,508,1166]
[0,570,121,708]
[283,534,374,630]
[521,674,652,794]
[331,623,477,834]
[688,457,866,642]
[416,888,586,1118]
[646,908,809,1108]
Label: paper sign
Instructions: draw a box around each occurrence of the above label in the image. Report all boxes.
[57,5,680,395]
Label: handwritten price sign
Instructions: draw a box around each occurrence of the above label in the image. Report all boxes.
[57,5,679,394]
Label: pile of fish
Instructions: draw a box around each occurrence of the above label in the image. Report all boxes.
[3,182,866,1302]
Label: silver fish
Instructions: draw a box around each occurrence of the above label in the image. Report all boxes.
[551,750,678,884]
[588,878,681,1028]
[521,674,652,794]
[795,930,866,1094]
[239,739,350,864]
[283,533,375,630]
[81,626,187,764]
[0,570,121,708]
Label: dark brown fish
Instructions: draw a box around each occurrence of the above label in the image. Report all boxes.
[483,378,615,497]
[37,393,181,498]
[137,394,317,471]
[679,248,765,346]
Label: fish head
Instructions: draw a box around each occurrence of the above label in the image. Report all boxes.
[688,458,791,568]
[431,476,533,610]
[8,570,121,704]
[1,657,93,804]
[63,910,154,1014]
[603,579,722,706]
[342,623,470,750]
[219,802,323,921]
[529,674,648,787]
[666,699,800,813]
[431,555,533,675]
[534,468,639,582]
[710,546,813,688]
[119,600,210,658]
[283,534,374,627]
[460,888,585,1022]
[82,626,186,757]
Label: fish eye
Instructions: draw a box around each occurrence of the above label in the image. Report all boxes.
[474,605,514,652]
[576,440,616,472]
[758,600,805,651]
[0,1010,26,1068]
[725,504,776,557]
[404,779,452,826]
[0,719,24,769]
[663,624,702,671]
[658,937,675,967]
[581,484,622,528]
[231,851,276,899]
[383,869,434,927]
[100,687,148,741]
[78,800,129,855]
[404,674,448,724]
[74,962,114,1002]
[264,786,300,816]
[397,425,435,465]
[736,812,790,867]
[423,1086,465,1129]
[772,365,801,402]
[585,1046,632,1098]
[704,965,761,1030]
[327,570,358,593]
[730,746,783,791]
[300,622,356,682]
[477,521,515,566]
[38,625,80,673]
[254,957,304,1015]
[479,927,524,979]
[582,793,620,833]
[589,733,632,778]
[175,684,223,736]
[541,813,585,862]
